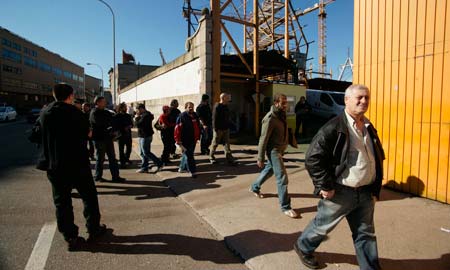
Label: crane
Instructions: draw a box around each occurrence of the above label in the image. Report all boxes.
[291,0,334,78]
[318,0,334,77]
[159,48,167,66]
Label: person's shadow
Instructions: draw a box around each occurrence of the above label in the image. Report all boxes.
[81,228,242,264]
[224,229,450,270]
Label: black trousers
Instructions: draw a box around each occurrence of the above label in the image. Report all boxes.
[47,169,101,241]
[161,131,172,163]
[118,134,132,164]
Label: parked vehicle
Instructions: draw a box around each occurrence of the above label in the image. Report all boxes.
[0,106,17,122]
[306,89,345,119]
[27,108,42,123]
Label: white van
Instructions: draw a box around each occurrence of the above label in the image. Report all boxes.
[306,89,345,119]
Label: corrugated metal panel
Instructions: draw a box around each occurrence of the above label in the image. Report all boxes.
[354,0,450,203]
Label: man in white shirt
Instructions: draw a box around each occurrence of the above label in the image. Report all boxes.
[293,84,385,270]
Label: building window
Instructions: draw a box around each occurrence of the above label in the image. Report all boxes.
[38,61,52,72]
[23,47,37,57]
[52,67,62,76]
[78,75,84,83]
[1,38,11,47]
[23,81,39,89]
[286,96,296,115]
[2,38,21,51]
[3,77,22,87]
[24,94,29,101]
[2,48,22,63]
[2,64,22,74]
[24,56,38,68]
[63,70,72,79]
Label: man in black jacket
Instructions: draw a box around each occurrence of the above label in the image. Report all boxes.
[114,102,133,168]
[209,92,236,165]
[90,96,125,182]
[294,84,385,270]
[37,84,106,251]
[196,94,212,155]
[167,99,181,159]
[135,104,163,173]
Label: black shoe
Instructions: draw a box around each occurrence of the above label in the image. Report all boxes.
[293,243,319,269]
[112,176,126,183]
[87,224,107,243]
[67,236,85,251]
[95,177,106,182]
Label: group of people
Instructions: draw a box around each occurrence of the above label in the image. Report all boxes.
[37,82,385,270]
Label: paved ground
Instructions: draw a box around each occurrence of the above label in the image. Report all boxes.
[0,120,246,270]
[1,119,449,270]
[148,133,450,270]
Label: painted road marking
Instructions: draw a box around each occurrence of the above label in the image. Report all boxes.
[24,222,57,270]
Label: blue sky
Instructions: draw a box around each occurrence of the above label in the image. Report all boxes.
[0,0,354,84]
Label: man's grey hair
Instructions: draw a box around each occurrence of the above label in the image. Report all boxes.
[345,84,369,97]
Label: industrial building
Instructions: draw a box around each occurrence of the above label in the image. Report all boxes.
[353,0,450,203]
[119,0,318,134]
[0,27,85,112]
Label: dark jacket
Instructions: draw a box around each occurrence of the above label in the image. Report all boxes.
[196,103,212,126]
[37,101,90,174]
[168,107,181,125]
[305,113,385,198]
[135,110,154,138]
[174,111,201,146]
[90,107,114,141]
[257,105,288,162]
[114,112,133,137]
[212,103,231,130]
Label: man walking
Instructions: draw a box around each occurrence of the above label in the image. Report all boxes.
[37,83,106,251]
[135,104,163,173]
[167,99,181,159]
[294,84,385,270]
[82,102,95,160]
[249,93,298,219]
[294,96,311,139]
[114,102,133,168]
[196,94,213,155]
[90,96,125,183]
[209,92,236,165]
[174,102,201,178]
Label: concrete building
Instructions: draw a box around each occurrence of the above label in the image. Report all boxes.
[0,27,85,112]
[119,13,304,134]
[108,63,159,102]
[84,74,102,104]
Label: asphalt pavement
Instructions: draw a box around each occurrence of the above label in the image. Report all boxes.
[0,120,247,270]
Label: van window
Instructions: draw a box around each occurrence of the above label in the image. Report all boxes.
[320,93,333,106]
[330,93,345,105]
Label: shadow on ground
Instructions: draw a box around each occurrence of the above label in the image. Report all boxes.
[81,229,243,264]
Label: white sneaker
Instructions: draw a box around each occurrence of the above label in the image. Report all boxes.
[249,188,264,198]
[178,168,188,173]
[283,209,299,218]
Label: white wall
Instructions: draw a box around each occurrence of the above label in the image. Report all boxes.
[119,58,201,103]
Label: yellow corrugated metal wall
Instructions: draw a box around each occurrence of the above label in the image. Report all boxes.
[353,0,450,203]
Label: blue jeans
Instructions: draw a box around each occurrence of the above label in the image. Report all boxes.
[297,185,380,270]
[139,136,162,170]
[179,143,196,173]
[94,139,119,180]
[251,149,291,211]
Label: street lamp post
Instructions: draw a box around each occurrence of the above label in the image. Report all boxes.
[86,62,104,96]
[97,0,116,105]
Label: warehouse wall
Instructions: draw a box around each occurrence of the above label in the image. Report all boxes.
[353,0,450,203]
